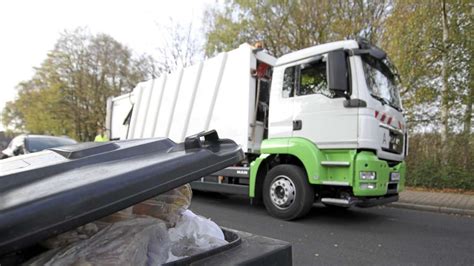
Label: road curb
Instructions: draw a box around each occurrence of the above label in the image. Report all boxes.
[388,202,474,217]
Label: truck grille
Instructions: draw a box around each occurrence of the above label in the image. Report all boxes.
[382,130,404,154]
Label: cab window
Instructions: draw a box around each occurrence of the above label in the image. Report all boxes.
[282,66,296,98]
[298,59,331,97]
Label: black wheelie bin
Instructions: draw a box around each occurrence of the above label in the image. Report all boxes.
[0,130,291,265]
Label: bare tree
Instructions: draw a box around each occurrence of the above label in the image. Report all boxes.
[155,19,204,74]
[2,28,156,141]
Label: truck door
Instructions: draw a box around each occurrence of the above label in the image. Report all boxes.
[292,55,358,149]
[267,66,295,138]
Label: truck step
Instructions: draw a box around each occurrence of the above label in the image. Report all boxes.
[321,197,359,207]
[191,181,249,196]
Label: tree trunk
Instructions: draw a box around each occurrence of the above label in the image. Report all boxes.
[463,71,473,171]
[463,77,473,134]
[440,0,450,166]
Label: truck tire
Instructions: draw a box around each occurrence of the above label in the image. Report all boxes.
[263,164,314,220]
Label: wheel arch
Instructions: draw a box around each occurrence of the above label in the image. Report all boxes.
[249,137,326,198]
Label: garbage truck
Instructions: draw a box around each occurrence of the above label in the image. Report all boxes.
[107,39,407,220]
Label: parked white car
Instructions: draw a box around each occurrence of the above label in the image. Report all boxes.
[1,134,77,159]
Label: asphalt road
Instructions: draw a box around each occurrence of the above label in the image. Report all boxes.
[189,192,474,266]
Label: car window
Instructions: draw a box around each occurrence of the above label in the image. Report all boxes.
[26,137,77,153]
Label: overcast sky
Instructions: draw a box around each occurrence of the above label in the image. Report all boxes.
[0,0,215,131]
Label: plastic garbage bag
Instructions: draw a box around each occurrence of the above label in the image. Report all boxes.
[100,184,192,227]
[132,184,192,227]
[40,222,100,249]
[27,217,170,266]
[26,186,222,265]
[167,210,227,261]
[100,207,134,223]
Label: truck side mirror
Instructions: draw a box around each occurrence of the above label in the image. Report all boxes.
[327,50,349,98]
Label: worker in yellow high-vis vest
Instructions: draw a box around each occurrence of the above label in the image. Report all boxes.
[94,127,109,142]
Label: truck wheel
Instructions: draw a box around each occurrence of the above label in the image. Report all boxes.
[263,164,314,220]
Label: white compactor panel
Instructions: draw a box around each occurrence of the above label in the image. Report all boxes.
[107,93,134,140]
[108,43,276,152]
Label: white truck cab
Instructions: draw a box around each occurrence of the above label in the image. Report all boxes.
[270,40,406,161]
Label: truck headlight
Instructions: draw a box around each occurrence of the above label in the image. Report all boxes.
[390,172,400,181]
[360,171,376,180]
[360,183,377,189]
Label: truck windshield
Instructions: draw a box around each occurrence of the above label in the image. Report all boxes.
[362,55,402,110]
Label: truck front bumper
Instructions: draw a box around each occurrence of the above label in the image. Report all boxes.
[355,194,399,207]
[321,194,399,208]
[352,151,406,197]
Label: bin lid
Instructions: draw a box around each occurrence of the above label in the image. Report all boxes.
[0,130,243,256]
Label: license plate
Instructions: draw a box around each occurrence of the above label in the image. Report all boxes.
[390,172,400,181]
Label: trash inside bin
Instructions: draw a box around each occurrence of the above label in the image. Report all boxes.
[26,210,231,265]
[102,184,193,227]
[168,210,228,260]
[133,184,193,227]
[27,217,171,265]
